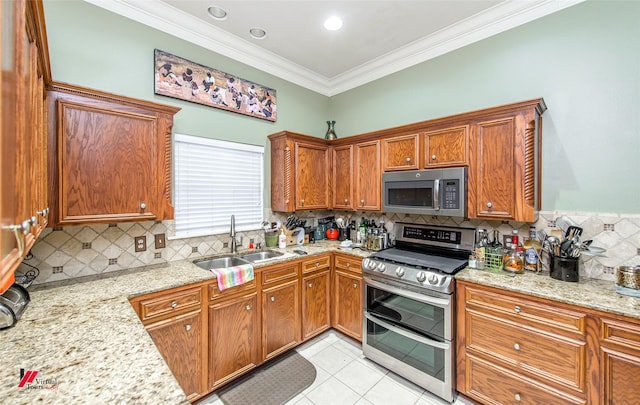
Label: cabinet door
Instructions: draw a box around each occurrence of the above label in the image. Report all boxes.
[333,270,362,340]
[383,134,419,171]
[600,317,640,405]
[295,141,329,210]
[56,102,160,224]
[262,278,300,361]
[147,310,204,401]
[209,294,259,390]
[302,269,331,340]
[354,140,381,211]
[471,117,517,219]
[424,125,468,168]
[332,144,354,210]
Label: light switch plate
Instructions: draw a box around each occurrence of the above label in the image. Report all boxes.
[154,233,166,249]
[135,236,146,252]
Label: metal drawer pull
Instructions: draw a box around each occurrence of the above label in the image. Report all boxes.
[308,283,313,288]
[431,154,437,160]
[270,296,275,302]
[246,305,251,310]
[185,324,191,331]
[315,262,319,267]
[486,201,493,208]
[514,393,521,401]
[353,283,358,288]
[345,263,350,268]
[514,343,520,351]
[344,198,348,204]
[406,157,411,162]
[171,301,177,308]
[140,202,146,210]
[514,305,521,313]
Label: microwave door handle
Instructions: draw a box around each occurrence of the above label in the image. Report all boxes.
[364,312,450,350]
[433,179,440,211]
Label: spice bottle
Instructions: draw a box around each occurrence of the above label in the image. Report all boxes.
[523,226,542,271]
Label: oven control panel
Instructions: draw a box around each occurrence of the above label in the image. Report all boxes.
[362,258,454,294]
[396,223,475,252]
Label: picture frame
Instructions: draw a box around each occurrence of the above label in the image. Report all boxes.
[154,49,277,122]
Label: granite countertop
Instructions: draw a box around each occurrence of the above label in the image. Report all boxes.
[0,241,364,404]
[456,268,640,320]
[2,242,637,403]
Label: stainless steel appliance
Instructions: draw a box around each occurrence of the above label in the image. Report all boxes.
[382,168,466,217]
[362,223,475,403]
[0,284,30,330]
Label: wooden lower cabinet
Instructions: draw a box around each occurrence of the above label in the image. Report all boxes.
[599,317,640,405]
[302,268,331,340]
[332,254,363,341]
[262,273,301,361]
[457,280,589,404]
[208,293,259,390]
[146,310,204,402]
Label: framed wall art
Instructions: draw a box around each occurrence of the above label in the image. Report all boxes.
[154,49,277,122]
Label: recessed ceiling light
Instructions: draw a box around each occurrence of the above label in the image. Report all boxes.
[249,27,267,40]
[324,16,343,31]
[208,6,227,21]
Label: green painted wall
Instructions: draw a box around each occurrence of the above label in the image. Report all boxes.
[328,1,640,214]
[44,1,639,214]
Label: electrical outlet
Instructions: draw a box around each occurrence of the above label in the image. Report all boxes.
[154,233,166,249]
[135,236,146,252]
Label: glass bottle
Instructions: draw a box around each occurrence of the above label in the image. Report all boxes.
[523,226,542,272]
[503,230,524,274]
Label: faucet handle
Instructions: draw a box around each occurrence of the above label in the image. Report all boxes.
[256,242,262,249]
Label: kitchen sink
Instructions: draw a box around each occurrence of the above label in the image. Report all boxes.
[240,251,284,262]
[193,256,250,270]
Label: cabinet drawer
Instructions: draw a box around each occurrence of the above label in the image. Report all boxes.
[301,255,331,274]
[467,310,586,392]
[209,278,257,301]
[465,286,586,336]
[334,255,362,274]
[261,264,299,286]
[601,317,640,350]
[138,287,202,322]
[465,354,586,405]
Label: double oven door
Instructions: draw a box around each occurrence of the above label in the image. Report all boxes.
[362,276,455,403]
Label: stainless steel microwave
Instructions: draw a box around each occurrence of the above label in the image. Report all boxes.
[382,168,467,217]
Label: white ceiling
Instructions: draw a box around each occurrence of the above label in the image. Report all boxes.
[84,0,583,96]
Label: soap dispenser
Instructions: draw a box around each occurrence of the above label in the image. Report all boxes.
[278,228,287,249]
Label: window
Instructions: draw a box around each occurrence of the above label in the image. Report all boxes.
[174,134,264,238]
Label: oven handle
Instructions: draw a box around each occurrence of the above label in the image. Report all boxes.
[364,312,450,350]
[364,277,451,308]
[433,178,440,211]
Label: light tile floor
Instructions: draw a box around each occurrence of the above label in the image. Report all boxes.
[199,330,473,405]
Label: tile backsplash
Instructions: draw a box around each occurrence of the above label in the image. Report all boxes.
[19,210,639,285]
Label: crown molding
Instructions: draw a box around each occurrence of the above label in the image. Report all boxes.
[84,0,584,97]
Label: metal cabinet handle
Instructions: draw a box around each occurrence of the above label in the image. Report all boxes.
[406,157,411,162]
[344,198,348,204]
[486,201,493,208]
[140,202,146,210]
[345,263,350,268]
[514,305,521,313]
[246,304,251,311]
[185,324,191,331]
[515,393,521,401]
[171,301,177,308]
[270,296,275,302]
[353,283,358,288]
[315,262,319,267]
[308,282,313,288]
[360,199,365,205]
[300,199,305,206]
[514,343,520,351]
[431,154,436,160]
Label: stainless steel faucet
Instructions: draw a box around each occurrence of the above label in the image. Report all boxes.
[230,215,237,253]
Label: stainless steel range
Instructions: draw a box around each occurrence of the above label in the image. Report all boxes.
[362,223,475,403]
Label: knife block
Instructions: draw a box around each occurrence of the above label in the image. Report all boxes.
[284,228,304,246]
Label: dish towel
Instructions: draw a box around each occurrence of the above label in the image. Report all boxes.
[211,264,254,291]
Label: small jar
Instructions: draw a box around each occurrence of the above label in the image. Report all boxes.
[468,254,478,269]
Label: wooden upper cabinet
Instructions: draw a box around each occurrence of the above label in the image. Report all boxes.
[424,125,468,168]
[467,99,545,222]
[332,144,354,210]
[1,0,50,293]
[354,140,381,211]
[294,140,330,210]
[269,132,329,212]
[382,133,419,171]
[47,83,180,226]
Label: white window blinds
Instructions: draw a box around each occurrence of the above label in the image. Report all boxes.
[174,134,264,238]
